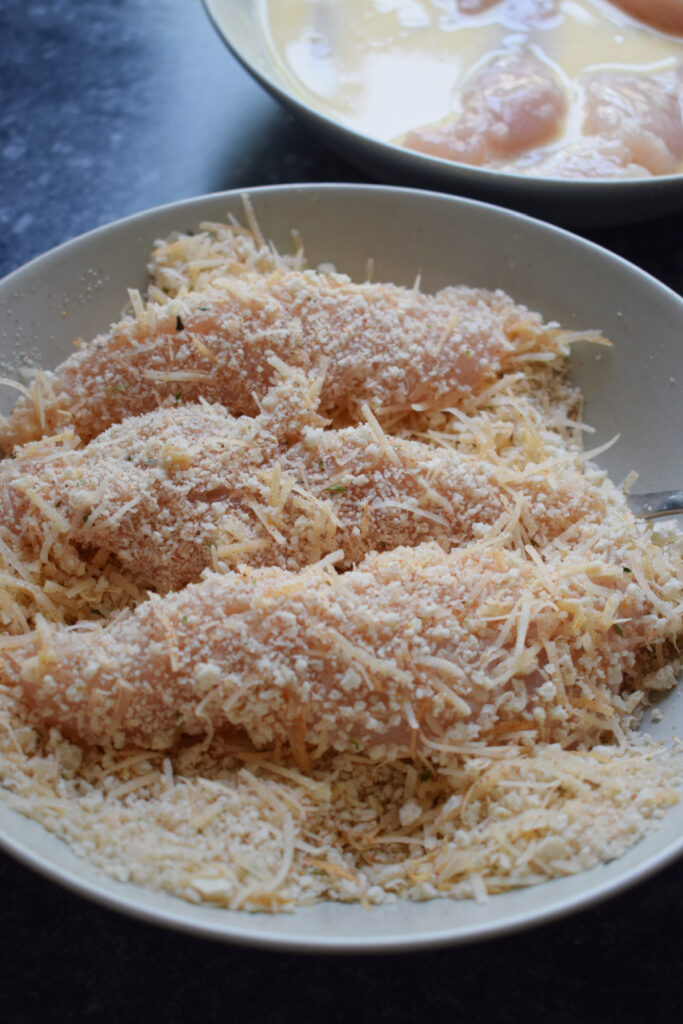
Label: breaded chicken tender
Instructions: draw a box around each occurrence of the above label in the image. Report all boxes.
[0,267,570,452]
[0,370,627,613]
[6,543,680,758]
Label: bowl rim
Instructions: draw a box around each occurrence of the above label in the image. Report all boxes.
[0,181,682,953]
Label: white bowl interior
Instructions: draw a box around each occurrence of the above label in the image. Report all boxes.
[0,184,682,951]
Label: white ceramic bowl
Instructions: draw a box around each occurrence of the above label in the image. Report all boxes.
[203,0,683,228]
[0,184,682,951]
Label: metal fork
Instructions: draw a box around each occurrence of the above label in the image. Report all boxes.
[626,491,683,520]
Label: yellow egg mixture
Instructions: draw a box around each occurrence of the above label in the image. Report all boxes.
[260,0,683,175]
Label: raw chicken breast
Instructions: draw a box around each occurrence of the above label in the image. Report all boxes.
[582,69,683,176]
[404,50,567,166]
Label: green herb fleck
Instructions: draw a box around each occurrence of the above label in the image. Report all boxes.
[174,388,182,403]
[623,566,632,574]
[126,455,133,462]
[181,615,187,625]
[350,738,360,751]
[9,452,16,460]
[110,382,128,393]
[176,314,185,331]
[463,347,473,358]
[325,484,347,495]
[613,623,624,636]
[82,511,91,522]
[174,711,183,735]
[420,770,432,782]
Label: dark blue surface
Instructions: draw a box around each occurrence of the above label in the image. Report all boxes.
[1,1,683,1020]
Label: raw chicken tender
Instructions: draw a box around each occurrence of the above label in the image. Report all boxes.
[610,0,683,34]
[6,543,678,757]
[527,137,654,179]
[524,67,683,178]
[580,69,683,176]
[404,50,567,166]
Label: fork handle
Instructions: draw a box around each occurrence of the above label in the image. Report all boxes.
[626,491,683,519]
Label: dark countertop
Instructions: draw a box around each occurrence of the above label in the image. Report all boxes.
[1,2,682,1021]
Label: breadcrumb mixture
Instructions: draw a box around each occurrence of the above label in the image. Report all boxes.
[0,207,681,912]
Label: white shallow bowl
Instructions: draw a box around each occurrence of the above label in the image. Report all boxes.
[0,184,682,952]
[203,0,683,228]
